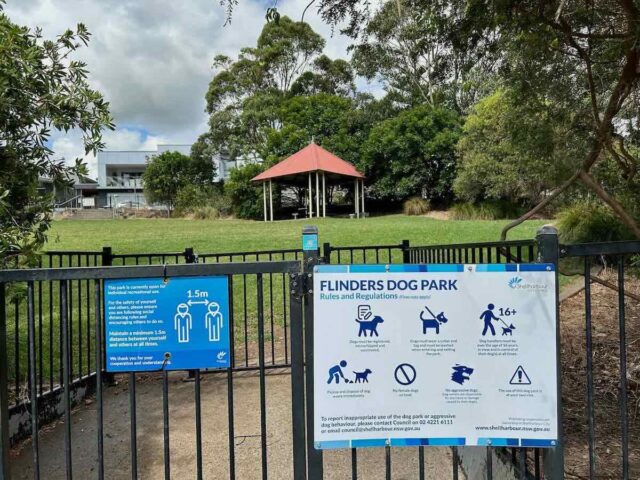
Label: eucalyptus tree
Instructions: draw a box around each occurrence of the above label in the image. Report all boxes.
[0,1,113,265]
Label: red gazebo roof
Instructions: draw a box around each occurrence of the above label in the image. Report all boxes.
[252,143,364,182]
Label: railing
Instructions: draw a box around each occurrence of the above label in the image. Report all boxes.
[3,234,638,479]
[105,176,143,188]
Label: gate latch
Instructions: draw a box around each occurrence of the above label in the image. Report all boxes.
[290,272,312,299]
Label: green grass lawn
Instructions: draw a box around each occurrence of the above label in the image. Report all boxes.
[45,215,548,253]
[3,215,550,394]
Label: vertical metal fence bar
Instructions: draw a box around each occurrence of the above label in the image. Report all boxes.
[0,283,9,480]
[537,226,564,479]
[37,279,43,395]
[518,449,526,479]
[129,372,137,480]
[227,275,236,480]
[534,449,540,479]
[48,271,53,392]
[486,447,493,480]
[194,370,203,480]
[61,280,73,479]
[257,274,268,480]
[27,282,40,479]
[282,255,289,364]
[452,447,459,480]
[86,256,91,377]
[584,257,595,479]
[418,446,424,480]
[385,445,391,480]
[13,298,19,397]
[290,271,306,480]
[94,280,104,480]
[350,448,357,479]
[617,260,629,480]
[69,279,74,382]
[77,269,83,379]
[162,370,170,480]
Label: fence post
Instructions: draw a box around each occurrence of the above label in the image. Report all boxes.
[402,239,410,263]
[536,225,565,480]
[184,248,197,380]
[0,283,9,480]
[302,226,323,480]
[100,247,116,385]
[183,247,196,264]
[322,242,331,264]
[101,246,112,267]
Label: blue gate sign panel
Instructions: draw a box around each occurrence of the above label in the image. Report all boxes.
[105,276,230,372]
[313,264,558,449]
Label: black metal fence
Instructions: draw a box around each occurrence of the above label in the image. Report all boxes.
[1,233,638,479]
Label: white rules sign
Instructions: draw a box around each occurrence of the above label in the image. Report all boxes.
[313,264,558,450]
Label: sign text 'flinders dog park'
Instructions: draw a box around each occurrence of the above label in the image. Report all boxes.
[313,264,558,449]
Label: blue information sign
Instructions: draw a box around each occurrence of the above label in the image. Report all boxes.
[303,233,318,251]
[104,276,230,372]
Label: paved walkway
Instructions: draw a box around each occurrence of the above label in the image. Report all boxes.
[10,372,460,479]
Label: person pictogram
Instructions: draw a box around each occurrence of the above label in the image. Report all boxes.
[205,301,224,342]
[480,303,500,336]
[327,360,348,384]
[174,303,193,343]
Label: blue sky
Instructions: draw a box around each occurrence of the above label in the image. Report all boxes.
[6,0,383,178]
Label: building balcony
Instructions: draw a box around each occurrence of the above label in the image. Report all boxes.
[104,176,143,188]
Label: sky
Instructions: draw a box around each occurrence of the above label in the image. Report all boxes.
[5,0,381,178]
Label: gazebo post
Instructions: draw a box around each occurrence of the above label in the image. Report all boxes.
[361,179,365,218]
[322,172,326,218]
[308,172,313,218]
[262,182,267,222]
[269,180,274,222]
[354,178,359,218]
[315,171,320,218]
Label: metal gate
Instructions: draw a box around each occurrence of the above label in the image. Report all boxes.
[1,227,638,479]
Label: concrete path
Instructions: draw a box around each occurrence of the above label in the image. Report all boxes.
[10,371,460,479]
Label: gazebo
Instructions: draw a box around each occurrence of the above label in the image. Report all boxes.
[251,142,365,221]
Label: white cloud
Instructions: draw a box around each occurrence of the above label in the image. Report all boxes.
[4,0,358,176]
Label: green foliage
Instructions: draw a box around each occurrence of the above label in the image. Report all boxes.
[263,93,371,166]
[189,206,222,220]
[290,55,355,96]
[204,17,326,159]
[224,164,265,220]
[454,90,576,206]
[175,184,232,218]
[449,201,525,221]
[360,104,461,203]
[403,197,430,216]
[557,200,638,244]
[351,0,493,111]
[142,151,215,212]
[0,6,113,265]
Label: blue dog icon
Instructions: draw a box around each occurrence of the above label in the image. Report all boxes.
[353,369,372,383]
[356,316,384,337]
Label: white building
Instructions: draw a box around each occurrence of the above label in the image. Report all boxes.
[94,144,256,208]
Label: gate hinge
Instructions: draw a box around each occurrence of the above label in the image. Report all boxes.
[290,272,312,299]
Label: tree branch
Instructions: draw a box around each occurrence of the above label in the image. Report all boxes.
[499,170,581,241]
[578,170,640,238]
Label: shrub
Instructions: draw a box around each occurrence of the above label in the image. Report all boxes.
[449,200,524,220]
[403,197,430,216]
[175,185,232,218]
[556,200,635,243]
[224,163,265,220]
[189,206,221,220]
